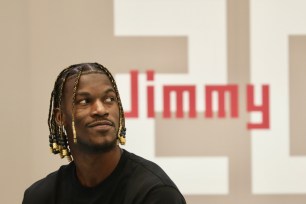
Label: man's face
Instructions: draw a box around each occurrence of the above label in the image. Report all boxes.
[61,72,120,153]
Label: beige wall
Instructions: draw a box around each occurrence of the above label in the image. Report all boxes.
[0,1,30,203]
[2,0,306,203]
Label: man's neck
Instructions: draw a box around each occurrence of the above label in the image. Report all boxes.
[72,146,122,187]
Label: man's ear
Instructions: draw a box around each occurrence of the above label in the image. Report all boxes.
[54,108,65,126]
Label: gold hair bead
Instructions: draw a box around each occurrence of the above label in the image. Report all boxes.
[62,149,68,156]
[72,121,77,143]
[59,151,64,158]
[119,136,126,145]
[52,142,59,150]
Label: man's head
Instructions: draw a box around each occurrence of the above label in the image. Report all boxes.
[48,63,126,161]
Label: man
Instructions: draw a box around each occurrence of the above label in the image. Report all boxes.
[23,63,186,204]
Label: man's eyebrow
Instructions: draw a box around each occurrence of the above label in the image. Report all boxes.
[75,92,91,97]
[76,88,115,97]
[105,88,115,94]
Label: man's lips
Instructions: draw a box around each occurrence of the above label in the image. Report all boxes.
[87,120,114,128]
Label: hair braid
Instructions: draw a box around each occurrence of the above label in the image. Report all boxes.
[71,67,83,144]
[48,68,72,160]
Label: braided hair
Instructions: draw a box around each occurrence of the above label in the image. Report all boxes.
[48,63,126,161]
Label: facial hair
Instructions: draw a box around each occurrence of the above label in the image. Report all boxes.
[75,134,118,154]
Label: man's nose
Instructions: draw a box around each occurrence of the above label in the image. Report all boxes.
[91,100,108,116]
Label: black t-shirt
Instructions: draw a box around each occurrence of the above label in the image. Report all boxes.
[23,149,186,204]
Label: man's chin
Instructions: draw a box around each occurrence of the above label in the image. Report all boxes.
[76,137,117,154]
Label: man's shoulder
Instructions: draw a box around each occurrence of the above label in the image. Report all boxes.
[125,150,175,186]
[22,164,70,204]
[123,150,186,203]
[128,152,174,184]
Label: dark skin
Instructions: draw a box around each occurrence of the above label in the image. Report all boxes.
[55,73,121,187]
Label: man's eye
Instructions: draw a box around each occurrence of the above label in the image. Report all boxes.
[78,99,88,105]
[105,96,116,103]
